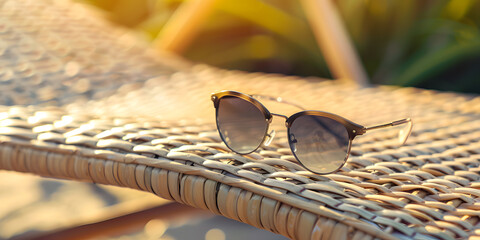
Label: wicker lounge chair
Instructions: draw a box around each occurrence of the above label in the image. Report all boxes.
[1,0,480,239]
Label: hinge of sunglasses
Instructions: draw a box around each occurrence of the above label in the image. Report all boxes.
[211,95,219,108]
[352,129,365,135]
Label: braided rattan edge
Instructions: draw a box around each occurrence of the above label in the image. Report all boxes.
[0,137,394,240]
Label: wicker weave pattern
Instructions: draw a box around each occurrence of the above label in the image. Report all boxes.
[1,1,480,240]
[0,0,190,107]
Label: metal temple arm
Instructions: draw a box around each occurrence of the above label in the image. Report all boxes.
[365,118,411,131]
[364,118,413,144]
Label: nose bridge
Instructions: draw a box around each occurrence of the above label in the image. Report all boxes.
[271,113,290,128]
[271,112,288,120]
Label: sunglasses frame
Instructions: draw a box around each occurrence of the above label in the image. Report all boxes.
[212,91,273,155]
[285,111,365,174]
[212,90,411,174]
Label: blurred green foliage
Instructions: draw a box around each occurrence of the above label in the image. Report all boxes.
[81,0,480,93]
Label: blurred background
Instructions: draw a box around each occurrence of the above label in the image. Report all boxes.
[79,0,480,93]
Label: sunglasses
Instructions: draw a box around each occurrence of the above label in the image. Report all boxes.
[211,90,413,175]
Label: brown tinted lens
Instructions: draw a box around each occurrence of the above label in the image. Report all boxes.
[288,115,350,174]
[216,96,268,154]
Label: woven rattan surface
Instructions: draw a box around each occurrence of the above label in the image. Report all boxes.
[1,0,480,239]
